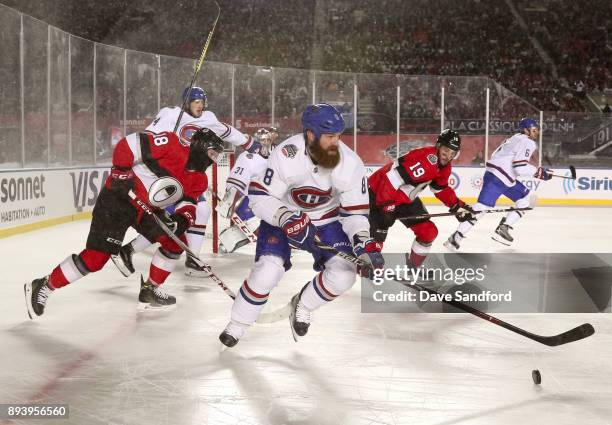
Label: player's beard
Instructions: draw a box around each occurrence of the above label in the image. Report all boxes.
[309,142,340,169]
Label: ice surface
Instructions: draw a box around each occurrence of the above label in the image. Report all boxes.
[1,206,611,424]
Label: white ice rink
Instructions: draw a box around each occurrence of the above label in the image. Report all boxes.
[1,206,611,425]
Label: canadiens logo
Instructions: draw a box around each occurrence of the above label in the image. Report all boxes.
[179,124,201,146]
[282,144,298,158]
[427,154,438,165]
[267,236,280,245]
[291,186,332,209]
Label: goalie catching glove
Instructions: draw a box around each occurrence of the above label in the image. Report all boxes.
[353,232,385,279]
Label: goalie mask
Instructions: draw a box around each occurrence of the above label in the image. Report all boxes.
[254,127,279,158]
[187,128,224,172]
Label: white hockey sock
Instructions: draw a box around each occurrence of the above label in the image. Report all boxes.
[300,257,356,311]
[186,225,206,255]
[456,202,487,236]
[504,195,530,226]
[186,200,211,255]
[231,255,284,325]
[130,234,153,253]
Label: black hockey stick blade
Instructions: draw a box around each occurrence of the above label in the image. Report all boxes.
[533,323,594,347]
[551,165,577,180]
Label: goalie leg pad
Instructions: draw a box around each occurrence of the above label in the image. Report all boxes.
[219,225,251,253]
[231,255,285,324]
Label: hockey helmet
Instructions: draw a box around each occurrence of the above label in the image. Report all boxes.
[187,128,224,172]
[182,86,208,108]
[518,117,539,132]
[301,103,345,141]
[436,129,461,151]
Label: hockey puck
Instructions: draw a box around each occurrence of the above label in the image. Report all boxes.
[532,369,542,385]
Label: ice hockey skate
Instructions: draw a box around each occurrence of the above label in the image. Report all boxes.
[111,244,135,277]
[138,276,176,311]
[444,231,464,251]
[219,320,249,349]
[492,218,514,246]
[289,293,312,341]
[184,256,213,278]
[24,276,54,319]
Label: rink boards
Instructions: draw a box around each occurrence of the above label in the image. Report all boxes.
[2,165,611,238]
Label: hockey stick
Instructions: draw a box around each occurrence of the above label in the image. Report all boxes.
[395,206,533,222]
[550,165,577,180]
[315,242,594,347]
[173,1,221,133]
[128,190,236,300]
[127,190,280,323]
[211,190,257,243]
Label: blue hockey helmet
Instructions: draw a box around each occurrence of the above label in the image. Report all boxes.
[301,103,345,141]
[182,86,208,108]
[518,117,539,131]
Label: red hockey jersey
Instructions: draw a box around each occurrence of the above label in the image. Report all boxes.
[108,131,207,210]
[369,146,458,208]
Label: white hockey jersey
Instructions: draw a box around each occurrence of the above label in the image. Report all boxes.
[226,151,269,195]
[146,107,251,148]
[248,134,370,240]
[486,133,538,186]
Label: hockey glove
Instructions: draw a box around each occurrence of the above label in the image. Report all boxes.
[162,202,196,236]
[281,212,321,255]
[241,136,262,154]
[534,167,553,181]
[353,232,385,279]
[106,166,134,195]
[449,201,475,223]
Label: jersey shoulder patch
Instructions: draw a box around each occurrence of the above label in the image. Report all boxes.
[427,153,438,165]
[281,144,298,158]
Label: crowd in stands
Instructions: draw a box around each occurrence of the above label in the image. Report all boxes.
[515,0,611,94]
[1,0,610,114]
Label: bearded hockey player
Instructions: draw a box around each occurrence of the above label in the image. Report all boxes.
[218,104,384,347]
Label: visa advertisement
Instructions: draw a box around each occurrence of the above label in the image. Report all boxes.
[0,167,109,233]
